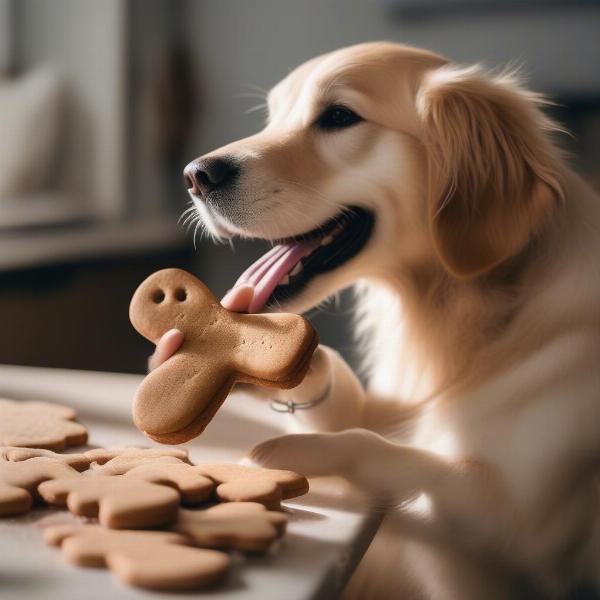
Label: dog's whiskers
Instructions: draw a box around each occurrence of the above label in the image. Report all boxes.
[234,92,268,101]
[180,210,198,230]
[177,205,195,225]
[192,219,203,250]
[244,102,268,116]
[242,82,269,97]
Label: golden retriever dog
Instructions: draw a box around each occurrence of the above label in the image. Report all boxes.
[154,42,600,598]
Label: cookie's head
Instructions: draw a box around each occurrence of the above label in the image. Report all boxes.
[129,269,219,343]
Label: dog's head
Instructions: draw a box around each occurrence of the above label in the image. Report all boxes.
[184,42,563,314]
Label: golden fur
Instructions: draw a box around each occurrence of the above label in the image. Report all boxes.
[184,42,600,599]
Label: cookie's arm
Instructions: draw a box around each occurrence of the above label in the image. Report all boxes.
[232,313,317,386]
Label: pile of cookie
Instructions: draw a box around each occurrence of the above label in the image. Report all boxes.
[0,397,309,591]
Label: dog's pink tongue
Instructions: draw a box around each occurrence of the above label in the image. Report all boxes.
[222,241,318,313]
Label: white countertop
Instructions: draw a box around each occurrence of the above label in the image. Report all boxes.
[0,365,380,600]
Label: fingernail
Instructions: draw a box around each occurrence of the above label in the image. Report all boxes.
[222,283,253,300]
[164,328,182,337]
[221,283,255,312]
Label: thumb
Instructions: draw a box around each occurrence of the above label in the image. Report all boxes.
[148,328,184,372]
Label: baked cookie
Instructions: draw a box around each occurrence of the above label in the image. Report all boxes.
[38,475,180,529]
[1,447,91,471]
[44,523,230,591]
[119,461,215,505]
[174,502,287,553]
[129,269,318,444]
[88,454,184,475]
[0,448,83,516]
[0,398,88,450]
[196,463,309,510]
[85,447,190,472]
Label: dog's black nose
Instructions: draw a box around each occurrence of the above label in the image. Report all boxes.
[184,156,240,197]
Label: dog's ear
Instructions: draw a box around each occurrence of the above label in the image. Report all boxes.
[416,66,564,279]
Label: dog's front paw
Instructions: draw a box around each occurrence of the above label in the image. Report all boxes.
[249,433,341,477]
[274,345,332,406]
[233,346,331,405]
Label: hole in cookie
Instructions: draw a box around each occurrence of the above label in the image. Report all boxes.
[175,288,187,302]
[152,289,165,304]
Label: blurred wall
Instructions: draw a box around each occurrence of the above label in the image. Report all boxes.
[0,0,10,73]
[13,0,127,218]
[178,0,600,367]
[182,0,600,156]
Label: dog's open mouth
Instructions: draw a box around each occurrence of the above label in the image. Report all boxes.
[227,206,375,313]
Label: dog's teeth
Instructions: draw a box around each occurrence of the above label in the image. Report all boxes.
[290,263,303,276]
[320,235,334,246]
[278,275,290,285]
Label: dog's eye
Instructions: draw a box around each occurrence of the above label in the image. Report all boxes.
[315,105,363,131]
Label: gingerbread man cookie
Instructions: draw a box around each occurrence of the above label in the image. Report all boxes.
[38,474,180,529]
[0,398,88,450]
[0,448,83,516]
[174,502,288,553]
[44,523,230,591]
[129,269,319,444]
[119,461,215,505]
[196,463,309,510]
[85,446,190,469]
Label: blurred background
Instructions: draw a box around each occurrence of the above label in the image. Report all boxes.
[0,0,598,374]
